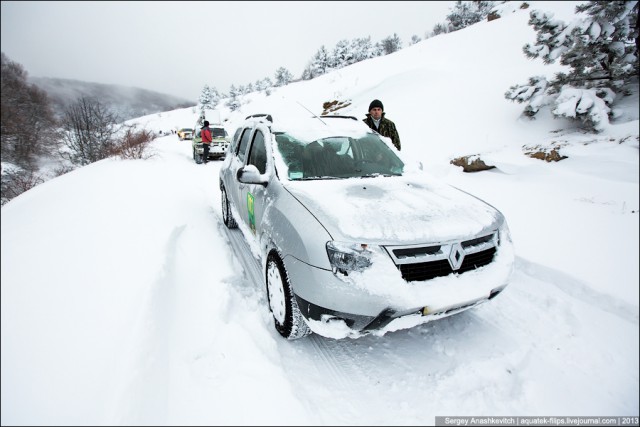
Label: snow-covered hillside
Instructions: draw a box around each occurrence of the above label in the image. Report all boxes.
[2,1,638,424]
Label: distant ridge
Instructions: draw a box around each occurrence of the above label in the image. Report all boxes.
[29,76,194,122]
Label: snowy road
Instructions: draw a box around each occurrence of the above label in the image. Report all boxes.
[2,134,637,425]
[214,151,638,423]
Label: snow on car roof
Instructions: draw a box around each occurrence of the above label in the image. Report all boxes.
[265,114,371,142]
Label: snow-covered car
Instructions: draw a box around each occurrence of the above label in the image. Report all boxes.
[219,113,514,340]
[192,124,230,163]
[178,127,193,140]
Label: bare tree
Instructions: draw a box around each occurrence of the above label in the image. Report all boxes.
[1,166,45,206]
[1,52,59,169]
[59,97,120,166]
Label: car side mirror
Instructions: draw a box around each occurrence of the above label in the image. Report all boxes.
[237,164,268,187]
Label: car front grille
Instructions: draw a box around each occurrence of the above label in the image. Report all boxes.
[397,247,496,281]
[385,232,498,282]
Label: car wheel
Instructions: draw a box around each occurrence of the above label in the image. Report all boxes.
[194,148,202,164]
[266,252,312,340]
[221,186,237,229]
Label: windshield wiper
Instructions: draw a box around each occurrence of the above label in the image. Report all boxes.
[299,176,343,181]
[359,173,401,178]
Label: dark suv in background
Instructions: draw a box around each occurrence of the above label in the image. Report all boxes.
[192,125,230,163]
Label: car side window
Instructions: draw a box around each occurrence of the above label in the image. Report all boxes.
[229,128,242,153]
[237,128,253,162]
[247,131,267,174]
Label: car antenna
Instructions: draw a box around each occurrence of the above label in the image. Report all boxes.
[296,100,326,125]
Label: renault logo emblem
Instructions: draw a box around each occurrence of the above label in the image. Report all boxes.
[448,243,465,270]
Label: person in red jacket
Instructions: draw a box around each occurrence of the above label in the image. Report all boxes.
[200,120,213,164]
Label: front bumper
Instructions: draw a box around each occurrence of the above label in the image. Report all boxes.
[295,285,505,338]
[284,236,514,339]
[195,142,228,157]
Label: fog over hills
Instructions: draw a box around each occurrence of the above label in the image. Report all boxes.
[29,76,193,122]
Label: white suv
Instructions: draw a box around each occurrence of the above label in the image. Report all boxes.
[219,113,514,340]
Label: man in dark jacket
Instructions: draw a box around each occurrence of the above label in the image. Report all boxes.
[200,120,213,164]
[363,99,401,151]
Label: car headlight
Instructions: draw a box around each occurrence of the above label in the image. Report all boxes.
[326,241,373,275]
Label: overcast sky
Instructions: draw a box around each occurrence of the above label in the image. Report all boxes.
[1,1,455,101]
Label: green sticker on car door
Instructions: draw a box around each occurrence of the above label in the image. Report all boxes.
[247,192,255,234]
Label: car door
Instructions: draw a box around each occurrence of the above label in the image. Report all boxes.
[240,128,269,236]
[226,126,254,220]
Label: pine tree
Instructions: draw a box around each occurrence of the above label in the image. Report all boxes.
[331,39,353,68]
[311,46,331,77]
[274,67,293,87]
[350,37,376,63]
[446,1,495,32]
[209,87,220,108]
[380,33,403,55]
[198,84,212,109]
[225,85,241,111]
[506,1,639,132]
[198,84,221,120]
[301,62,314,81]
[431,22,450,36]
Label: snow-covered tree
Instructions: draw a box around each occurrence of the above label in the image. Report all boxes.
[506,1,639,132]
[372,41,385,58]
[446,1,495,32]
[431,22,450,36]
[331,39,354,68]
[350,37,376,63]
[198,85,221,121]
[505,76,550,117]
[208,86,220,107]
[274,67,293,87]
[310,46,331,77]
[380,33,403,55]
[255,77,273,92]
[225,85,241,111]
[301,62,313,81]
[198,85,213,109]
[410,35,422,45]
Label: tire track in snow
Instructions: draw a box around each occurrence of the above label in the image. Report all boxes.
[222,224,373,421]
[113,225,186,424]
[515,256,639,323]
[221,225,265,297]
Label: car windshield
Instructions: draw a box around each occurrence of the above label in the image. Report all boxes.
[275,132,404,180]
[212,127,227,138]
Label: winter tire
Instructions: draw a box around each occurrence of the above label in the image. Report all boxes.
[221,186,237,229]
[266,252,312,340]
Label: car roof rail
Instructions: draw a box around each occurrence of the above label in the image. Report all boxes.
[320,115,358,121]
[245,114,273,123]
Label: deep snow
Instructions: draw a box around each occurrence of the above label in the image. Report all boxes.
[1,1,638,425]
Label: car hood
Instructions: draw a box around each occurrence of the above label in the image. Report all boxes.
[283,174,502,244]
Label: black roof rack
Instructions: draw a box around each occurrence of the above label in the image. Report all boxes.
[245,114,273,122]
